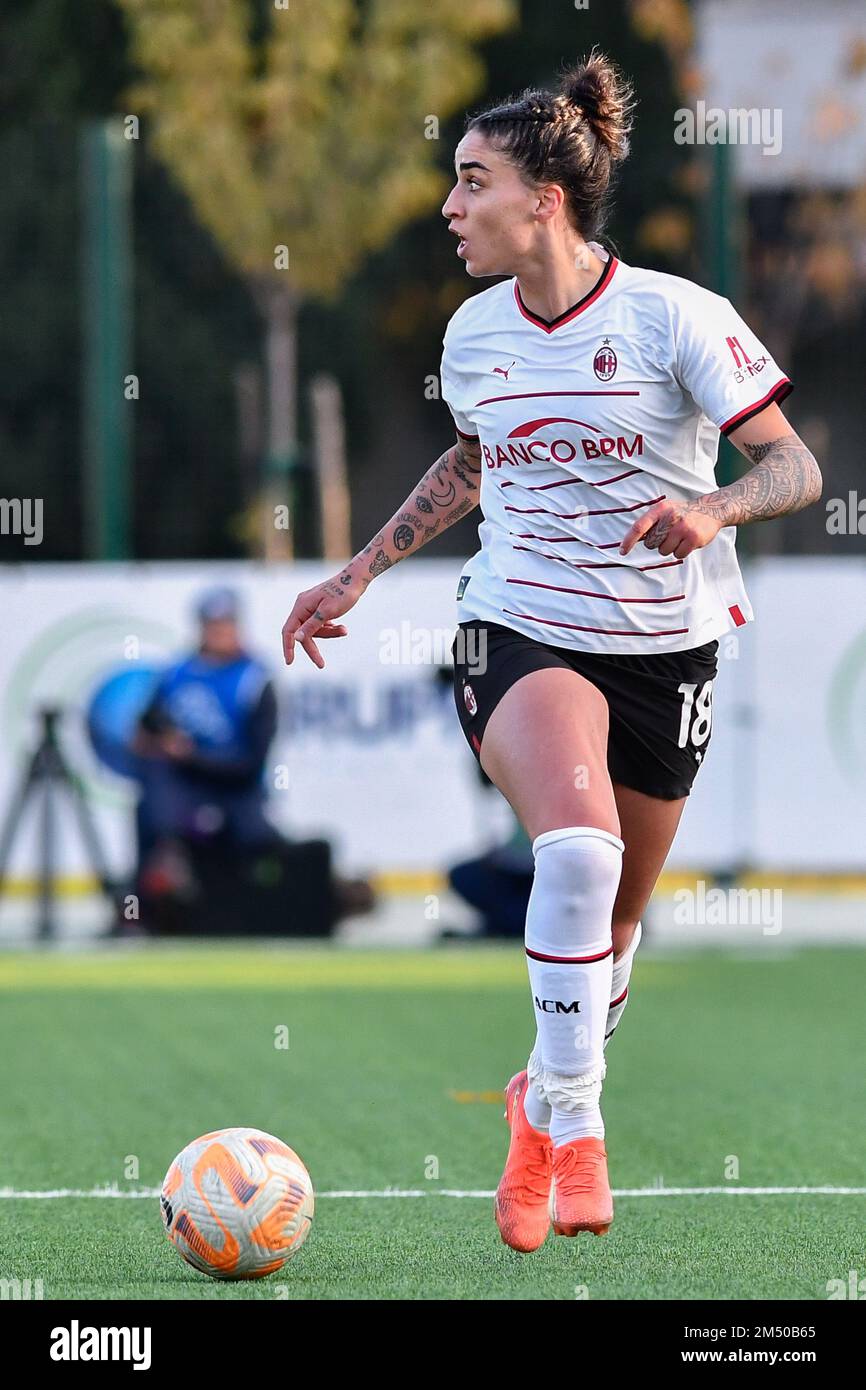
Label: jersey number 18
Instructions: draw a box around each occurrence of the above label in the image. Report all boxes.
[677,680,713,749]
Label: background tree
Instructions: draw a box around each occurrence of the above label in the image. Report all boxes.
[4,0,860,562]
[115,0,518,555]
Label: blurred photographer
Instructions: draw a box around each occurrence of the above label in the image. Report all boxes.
[131,587,279,881]
[124,586,374,933]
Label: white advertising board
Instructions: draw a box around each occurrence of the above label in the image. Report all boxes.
[0,557,863,891]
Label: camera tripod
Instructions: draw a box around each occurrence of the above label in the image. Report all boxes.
[0,707,121,939]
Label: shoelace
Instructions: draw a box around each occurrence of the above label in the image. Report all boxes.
[511,1139,553,1202]
[553,1144,605,1192]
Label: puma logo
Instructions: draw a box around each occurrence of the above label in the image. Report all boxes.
[492,359,517,380]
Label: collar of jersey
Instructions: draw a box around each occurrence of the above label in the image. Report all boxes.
[512,254,618,333]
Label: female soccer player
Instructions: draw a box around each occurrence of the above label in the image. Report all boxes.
[281,50,822,1252]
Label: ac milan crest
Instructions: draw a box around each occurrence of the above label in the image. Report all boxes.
[463,683,478,717]
[593,338,617,381]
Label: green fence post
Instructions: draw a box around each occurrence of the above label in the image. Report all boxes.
[80,119,133,560]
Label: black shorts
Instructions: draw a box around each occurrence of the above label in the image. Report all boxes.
[451,619,719,801]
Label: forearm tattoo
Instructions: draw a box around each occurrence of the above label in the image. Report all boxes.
[349,437,482,588]
[694,434,823,527]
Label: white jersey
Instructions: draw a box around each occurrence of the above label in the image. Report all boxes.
[440,242,792,654]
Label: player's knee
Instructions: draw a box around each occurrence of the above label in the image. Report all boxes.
[531,825,624,902]
[527,825,624,952]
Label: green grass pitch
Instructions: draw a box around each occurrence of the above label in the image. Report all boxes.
[0,943,863,1300]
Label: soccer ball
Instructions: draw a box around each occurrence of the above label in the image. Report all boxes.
[160,1127,314,1279]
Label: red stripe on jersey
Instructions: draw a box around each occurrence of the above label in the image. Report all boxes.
[455,427,479,441]
[508,415,600,437]
[507,468,643,491]
[729,604,746,626]
[526,945,614,964]
[505,494,665,519]
[502,607,690,637]
[505,577,686,603]
[475,388,640,407]
[719,378,793,435]
[513,257,619,333]
[509,537,629,550]
[511,545,683,571]
[512,499,665,536]
[610,986,628,1007]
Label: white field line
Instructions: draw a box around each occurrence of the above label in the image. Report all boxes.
[1,1185,865,1200]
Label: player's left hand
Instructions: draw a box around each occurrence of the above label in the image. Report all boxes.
[619,497,723,558]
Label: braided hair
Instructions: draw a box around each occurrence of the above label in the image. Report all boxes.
[464,48,636,245]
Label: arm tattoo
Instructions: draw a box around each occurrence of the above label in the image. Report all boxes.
[347,439,482,588]
[368,549,393,578]
[692,434,823,527]
[443,498,476,526]
[428,479,457,508]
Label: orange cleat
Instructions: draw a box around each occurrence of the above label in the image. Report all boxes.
[494,1070,553,1253]
[549,1136,614,1237]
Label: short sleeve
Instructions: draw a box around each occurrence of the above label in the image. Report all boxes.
[673,291,793,437]
[440,335,478,441]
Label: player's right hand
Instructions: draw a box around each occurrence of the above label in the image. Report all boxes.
[281,573,363,669]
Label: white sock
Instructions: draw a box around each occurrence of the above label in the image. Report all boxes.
[553,1105,605,1141]
[523,1068,550,1133]
[605,921,643,1049]
[526,922,643,1125]
[524,826,623,1148]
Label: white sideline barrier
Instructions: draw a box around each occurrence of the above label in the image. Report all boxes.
[0,557,863,904]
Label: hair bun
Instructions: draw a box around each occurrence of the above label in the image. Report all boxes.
[560,47,635,163]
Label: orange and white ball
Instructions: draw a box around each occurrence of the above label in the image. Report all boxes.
[160,1127,314,1279]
